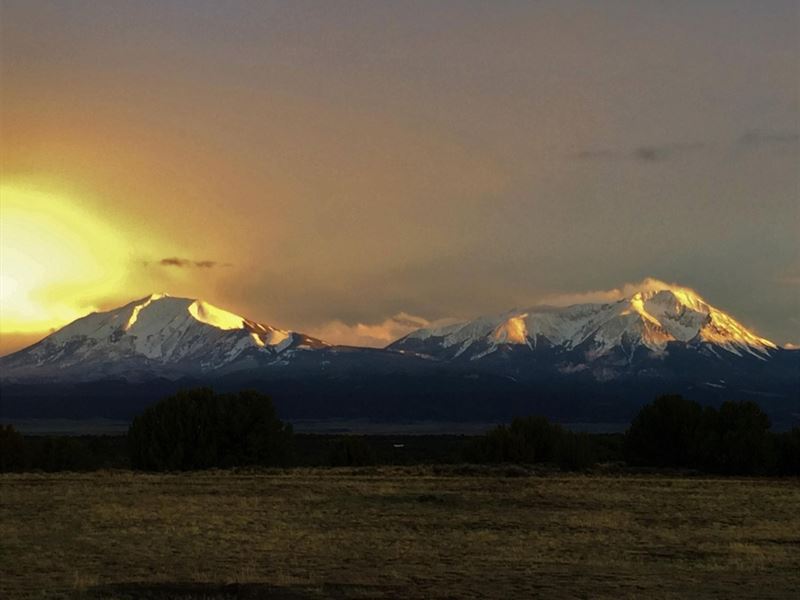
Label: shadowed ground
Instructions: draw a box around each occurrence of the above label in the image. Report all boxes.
[1,467,798,598]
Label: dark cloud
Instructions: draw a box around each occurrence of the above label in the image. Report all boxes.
[576,130,798,164]
[158,257,229,269]
[738,130,799,147]
[573,149,618,160]
[193,260,218,268]
[632,142,705,162]
[575,142,705,162]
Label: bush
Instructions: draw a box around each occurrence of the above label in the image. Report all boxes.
[509,416,562,463]
[31,437,93,472]
[774,428,800,476]
[128,388,293,471]
[707,401,774,474]
[625,396,777,475]
[328,436,376,466]
[463,416,598,471]
[0,424,25,471]
[624,395,705,468]
[556,431,596,471]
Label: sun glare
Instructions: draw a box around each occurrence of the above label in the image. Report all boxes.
[0,183,127,334]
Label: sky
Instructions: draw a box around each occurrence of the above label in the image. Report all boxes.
[1,0,798,354]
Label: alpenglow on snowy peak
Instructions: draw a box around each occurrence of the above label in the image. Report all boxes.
[0,293,328,380]
[0,282,788,389]
[1,285,795,423]
[389,283,777,362]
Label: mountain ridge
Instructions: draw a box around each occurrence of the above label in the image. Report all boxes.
[0,293,329,381]
[1,283,796,424]
[389,286,777,363]
[0,282,793,392]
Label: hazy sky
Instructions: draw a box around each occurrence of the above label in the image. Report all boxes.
[1,0,798,352]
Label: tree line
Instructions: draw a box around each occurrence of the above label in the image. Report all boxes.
[465,395,799,475]
[1,389,798,474]
[624,395,799,475]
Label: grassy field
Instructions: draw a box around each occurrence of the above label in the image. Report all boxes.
[1,468,798,599]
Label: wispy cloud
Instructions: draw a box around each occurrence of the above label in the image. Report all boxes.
[575,142,705,163]
[307,312,436,348]
[575,129,798,163]
[153,257,231,269]
[775,273,800,286]
[737,130,799,147]
[538,277,701,307]
[632,142,706,162]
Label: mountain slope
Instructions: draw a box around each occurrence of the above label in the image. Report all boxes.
[0,294,328,381]
[0,284,796,424]
[389,286,777,364]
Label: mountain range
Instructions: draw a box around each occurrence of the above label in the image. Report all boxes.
[1,283,797,425]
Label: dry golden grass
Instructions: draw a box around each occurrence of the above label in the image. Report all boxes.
[1,467,798,598]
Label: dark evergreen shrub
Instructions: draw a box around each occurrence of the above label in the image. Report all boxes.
[463,416,598,470]
[624,395,705,467]
[625,396,779,474]
[706,401,773,474]
[32,437,93,471]
[128,388,293,471]
[509,416,561,463]
[775,428,800,476]
[556,431,596,471]
[0,424,26,472]
[328,436,376,466]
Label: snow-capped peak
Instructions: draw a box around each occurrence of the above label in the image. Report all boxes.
[187,300,246,330]
[51,294,253,344]
[392,282,777,361]
[2,294,329,380]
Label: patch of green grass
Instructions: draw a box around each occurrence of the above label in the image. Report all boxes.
[1,469,798,598]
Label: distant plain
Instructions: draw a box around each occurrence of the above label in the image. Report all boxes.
[2,468,798,599]
[3,419,630,437]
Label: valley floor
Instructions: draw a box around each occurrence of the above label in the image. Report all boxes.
[1,468,798,599]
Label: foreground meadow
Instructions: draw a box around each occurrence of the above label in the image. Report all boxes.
[1,468,798,599]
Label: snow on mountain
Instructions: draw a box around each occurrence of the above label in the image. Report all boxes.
[390,285,777,362]
[0,294,328,380]
[0,283,784,388]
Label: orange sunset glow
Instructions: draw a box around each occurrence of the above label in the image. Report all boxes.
[1,4,798,598]
[1,1,797,355]
[1,184,127,330]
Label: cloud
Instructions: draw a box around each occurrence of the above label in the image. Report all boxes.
[306,312,436,347]
[737,130,799,147]
[538,277,701,307]
[155,257,230,269]
[574,149,618,160]
[776,274,800,286]
[632,142,706,162]
[302,278,711,346]
[575,129,798,163]
[575,142,705,163]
